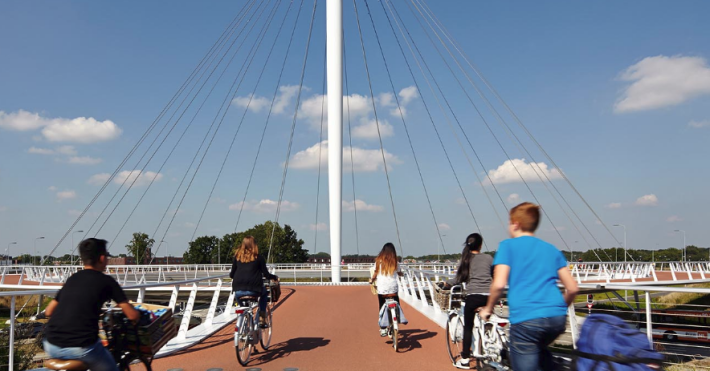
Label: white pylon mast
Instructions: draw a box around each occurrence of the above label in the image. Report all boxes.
[327,0,343,282]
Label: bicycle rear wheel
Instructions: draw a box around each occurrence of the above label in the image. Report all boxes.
[445,312,464,363]
[259,305,273,350]
[119,355,152,371]
[235,314,253,366]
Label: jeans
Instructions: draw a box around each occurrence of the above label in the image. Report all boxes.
[43,340,118,371]
[509,315,567,371]
[234,287,268,312]
[462,294,489,359]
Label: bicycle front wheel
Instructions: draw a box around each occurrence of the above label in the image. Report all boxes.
[119,355,152,371]
[445,312,464,363]
[235,315,253,366]
[260,305,273,350]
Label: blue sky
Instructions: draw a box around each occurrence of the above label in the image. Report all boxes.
[1,1,708,260]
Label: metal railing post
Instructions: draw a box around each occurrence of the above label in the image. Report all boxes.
[204,279,222,327]
[168,285,179,312]
[177,283,198,340]
[645,291,653,347]
[9,296,16,371]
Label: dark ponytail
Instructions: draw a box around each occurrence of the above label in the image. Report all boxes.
[454,233,483,283]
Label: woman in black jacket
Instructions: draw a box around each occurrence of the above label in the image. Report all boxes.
[230,236,278,323]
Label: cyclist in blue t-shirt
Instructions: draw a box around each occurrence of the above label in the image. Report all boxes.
[480,202,579,371]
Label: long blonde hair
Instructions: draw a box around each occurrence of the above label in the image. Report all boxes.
[235,236,258,263]
[375,242,398,276]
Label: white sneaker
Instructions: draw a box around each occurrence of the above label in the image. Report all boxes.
[379,328,388,337]
[454,358,471,369]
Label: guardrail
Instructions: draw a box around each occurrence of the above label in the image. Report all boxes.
[399,266,710,370]
[0,274,233,371]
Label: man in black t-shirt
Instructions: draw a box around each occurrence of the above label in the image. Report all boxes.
[43,238,139,371]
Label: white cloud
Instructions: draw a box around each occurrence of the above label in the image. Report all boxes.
[231,94,271,113]
[689,119,710,128]
[614,55,710,113]
[28,147,55,155]
[28,145,78,156]
[342,199,384,212]
[309,222,327,231]
[485,158,562,185]
[184,222,197,229]
[667,215,683,223]
[290,140,402,172]
[635,194,658,207]
[228,199,300,213]
[399,86,419,105]
[42,116,122,143]
[0,110,46,131]
[438,223,451,231]
[114,170,163,187]
[605,202,622,209]
[68,156,102,165]
[0,110,121,143]
[455,198,467,205]
[0,206,7,212]
[56,190,76,202]
[48,186,57,191]
[88,173,111,186]
[351,119,394,140]
[87,170,163,187]
[507,193,521,205]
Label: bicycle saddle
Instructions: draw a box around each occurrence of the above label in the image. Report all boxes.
[44,359,89,371]
[238,295,259,301]
[382,293,398,298]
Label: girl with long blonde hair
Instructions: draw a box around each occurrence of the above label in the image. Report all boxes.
[229,236,278,323]
[369,242,403,336]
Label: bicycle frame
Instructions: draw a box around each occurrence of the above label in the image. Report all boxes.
[234,300,260,347]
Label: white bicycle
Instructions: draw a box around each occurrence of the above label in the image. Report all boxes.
[445,285,511,370]
[233,282,274,366]
[381,294,401,352]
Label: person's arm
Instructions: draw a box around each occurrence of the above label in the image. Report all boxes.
[260,256,278,280]
[557,266,579,306]
[480,264,510,320]
[229,258,237,279]
[117,301,140,323]
[44,299,59,317]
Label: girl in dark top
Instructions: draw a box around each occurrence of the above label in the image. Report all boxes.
[229,236,278,324]
[445,233,493,369]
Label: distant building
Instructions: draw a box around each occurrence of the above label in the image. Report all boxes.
[107,256,183,265]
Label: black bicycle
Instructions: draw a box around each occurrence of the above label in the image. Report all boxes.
[101,309,153,371]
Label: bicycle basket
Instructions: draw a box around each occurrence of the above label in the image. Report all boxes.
[123,304,177,355]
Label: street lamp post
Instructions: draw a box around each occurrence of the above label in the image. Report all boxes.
[71,230,84,266]
[5,242,17,266]
[218,239,221,266]
[34,237,45,266]
[161,240,169,265]
[674,230,686,262]
[613,225,627,263]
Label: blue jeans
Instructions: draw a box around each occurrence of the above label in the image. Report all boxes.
[234,287,268,312]
[43,340,118,371]
[509,315,567,371]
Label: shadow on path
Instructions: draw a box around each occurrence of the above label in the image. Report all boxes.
[386,329,438,353]
[168,288,297,356]
[249,337,331,365]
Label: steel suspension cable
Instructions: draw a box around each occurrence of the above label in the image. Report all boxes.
[352,0,404,257]
[409,0,613,261]
[96,0,267,241]
[147,0,283,262]
[380,0,497,245]
[53,0,257,260]
[416,0,620,260]
[397,0,571,252]
[234,0,308,234]
[362,0,447,254]
[313,52,327,254]
[267,0,319,264]
[190,0,297,241]
[343,37,361,256]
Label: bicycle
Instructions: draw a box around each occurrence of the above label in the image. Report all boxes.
[234,280,274,366]
[444,285,511,371]
[381,294,401,352]
[102,309,153,371]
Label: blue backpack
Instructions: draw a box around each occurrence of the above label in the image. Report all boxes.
[574,314,664,371]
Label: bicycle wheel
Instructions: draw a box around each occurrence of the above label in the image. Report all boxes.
[259,305,273,350]
[235,314,253,366]
[445,312,464,363]
[392,326,399,352]
[119,355,152,371]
